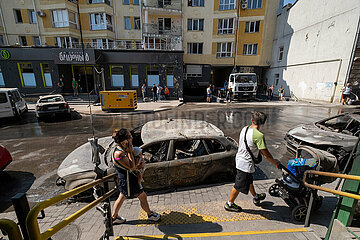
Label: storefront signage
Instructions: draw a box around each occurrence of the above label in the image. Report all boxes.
[0,50,10,60]
[54,49,96,64]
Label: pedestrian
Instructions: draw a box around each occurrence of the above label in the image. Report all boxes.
[226,87,232,103]
[157,84,162,101]
[206,85,211,103]
[164,86,169,100]
[341,83,352,105]
[277,85,284,101]
[72,78,78,96]
[57,77,64,94]
[268,85,274,101]
[224,111,280,212]
[141,83,146,102]
[111,128,161,224]
[152,84,157,102]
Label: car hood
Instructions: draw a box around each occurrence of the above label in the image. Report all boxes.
[287,124,357,148]
[57,136,113,178]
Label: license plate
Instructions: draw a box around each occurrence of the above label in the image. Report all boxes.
[243,93,249,96]
[48,106,59,110]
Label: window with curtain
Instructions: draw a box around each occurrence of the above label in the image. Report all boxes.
[111,66,124,87]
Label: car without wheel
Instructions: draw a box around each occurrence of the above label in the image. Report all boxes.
[57,119,238,193]
[285,112,360,170]
[35,94,71,121]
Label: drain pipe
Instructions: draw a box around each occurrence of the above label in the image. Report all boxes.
[0,5,9,45]
[31,0,42,45]
[330,58,342,103]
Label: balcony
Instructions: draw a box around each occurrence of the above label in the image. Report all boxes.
[143,0,182,13]
[143,23,182,37]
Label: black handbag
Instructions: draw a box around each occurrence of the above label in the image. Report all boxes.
[244,126,263,164]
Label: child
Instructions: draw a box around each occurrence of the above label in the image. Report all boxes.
[133,147,145,186]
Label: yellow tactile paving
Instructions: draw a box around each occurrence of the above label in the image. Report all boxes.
[137,202,270,226]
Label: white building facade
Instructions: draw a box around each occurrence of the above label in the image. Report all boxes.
[265,0,360,102]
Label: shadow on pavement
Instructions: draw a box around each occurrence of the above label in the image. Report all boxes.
[0,170,35,213]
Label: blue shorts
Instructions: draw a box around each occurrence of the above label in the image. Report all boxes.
[115,166,142,198]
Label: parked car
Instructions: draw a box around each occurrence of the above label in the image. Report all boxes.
[35,94,71,120]
[0,145,12,171]
[285,112,360,169]
[0,88,27,119]
[57,119,238,192]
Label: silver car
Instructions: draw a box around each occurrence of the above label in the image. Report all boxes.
[35,94,71,120]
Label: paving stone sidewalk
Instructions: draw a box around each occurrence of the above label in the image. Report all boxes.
[0,179,337,240]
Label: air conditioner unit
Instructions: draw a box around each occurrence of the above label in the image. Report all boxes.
[241,3,247,9]
[37,11,46,17]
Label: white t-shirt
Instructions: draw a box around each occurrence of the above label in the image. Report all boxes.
[207,87,211,95]
[235,126,267,173]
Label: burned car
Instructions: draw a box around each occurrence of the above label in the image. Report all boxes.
[57,119,238,192]
[285,112,360,169]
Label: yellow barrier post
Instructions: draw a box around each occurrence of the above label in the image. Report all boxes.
[26,173,116,240]
[0,219,23,240]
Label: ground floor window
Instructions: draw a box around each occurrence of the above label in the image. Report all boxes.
[130,65,139,87]
[216,42,233,58]
[0,66,4,86]
[147,66,160,87]
[275,73,279,86]
[111,65,124,87]
[166,67,174,87]
[41,63,52,87]
[18,63,36,87]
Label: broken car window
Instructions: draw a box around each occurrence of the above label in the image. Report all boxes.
[173,139,208,160]
[143,141,169,163]
[204,139,225,153]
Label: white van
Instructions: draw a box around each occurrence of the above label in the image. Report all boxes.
[0,88,28,119]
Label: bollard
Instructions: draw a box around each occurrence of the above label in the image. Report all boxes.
[11,193,30,240]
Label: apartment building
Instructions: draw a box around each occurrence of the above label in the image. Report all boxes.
[0,0,279,99]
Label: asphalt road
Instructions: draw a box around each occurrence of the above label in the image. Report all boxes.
[0,102,354,212]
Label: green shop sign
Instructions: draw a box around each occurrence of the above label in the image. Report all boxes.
[0,50,11,60]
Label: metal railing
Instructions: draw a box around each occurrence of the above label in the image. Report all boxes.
[143,23,182,36]
[0,219,23,240]
[25,173,117,240]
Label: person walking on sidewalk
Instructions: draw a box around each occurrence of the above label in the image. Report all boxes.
[278,85,285,101]
[225,111,280,212]
[206,85,211,103]
[141,83,146,102]
[111,128,161,224]
[152,84,157,102]
[164,86,169,100]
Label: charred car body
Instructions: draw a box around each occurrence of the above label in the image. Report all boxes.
[285,112,360,169]
[57,119,238,192]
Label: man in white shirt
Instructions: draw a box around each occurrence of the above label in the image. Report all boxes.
[225,111,280,212]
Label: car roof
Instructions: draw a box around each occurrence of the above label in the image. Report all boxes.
[39,94,64,99]
[141,119,224,145]
[0,88,19,92]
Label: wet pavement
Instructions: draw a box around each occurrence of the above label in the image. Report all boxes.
[0,101,357,212]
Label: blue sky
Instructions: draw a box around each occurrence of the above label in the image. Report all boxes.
[283,0,296,5]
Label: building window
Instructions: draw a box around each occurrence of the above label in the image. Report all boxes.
[278,46,284,61]
[54,36,79,48]
[158,0,171,7]
[245,20,260,33]
[243,43,258,55]
[14,9,23,23]
[124,17,131,29]
[0,66,4,86]
[248,0,262,9]
[41,63,52,87]
[123,0,129,4]
[18,63,36,87]
[135,41,142,49]
[0,36,4,46]
[186,65,202,77]
[28,10,37,23]
[147,66,160,87]
[33,36,41,46]
[130,66,139,87]
[275,73,279,86]
[52,10,77,28]
[188,0,204,7]
[19,36,27,46]
[133,0,140,4]
[216,42,233,58]
[219,0,236,10]
[158,18,171,33]
[166,67,174,87]
[111,66,124,87]
[187,19,204,31]
[91,39,113,49]
[218,18,234,34]
[187,42,203,54]
[88,0,112,6]
[90,13,113,31]
[134,17,141,30]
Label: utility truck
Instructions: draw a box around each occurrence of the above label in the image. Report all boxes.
[228,73,258,100]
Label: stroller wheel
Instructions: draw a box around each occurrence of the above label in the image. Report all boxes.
[292,205,307,222]
[269,184,281,197]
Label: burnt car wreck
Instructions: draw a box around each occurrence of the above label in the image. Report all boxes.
[285,112,360,169]
[57,119,238,192]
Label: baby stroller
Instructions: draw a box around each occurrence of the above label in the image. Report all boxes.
[269,146,339,221]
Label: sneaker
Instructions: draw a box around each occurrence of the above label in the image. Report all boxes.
[224,202,243,212]
[253,193,266,206]
[147,211,161,222]
[112,216,126,224]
